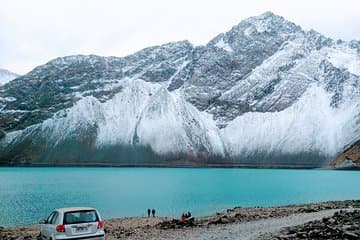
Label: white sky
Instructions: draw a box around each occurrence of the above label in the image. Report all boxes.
[1,0,360,74]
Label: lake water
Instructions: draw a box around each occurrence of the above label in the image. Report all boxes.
[0,167,359,227]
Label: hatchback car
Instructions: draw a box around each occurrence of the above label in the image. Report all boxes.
[39,207,105,240]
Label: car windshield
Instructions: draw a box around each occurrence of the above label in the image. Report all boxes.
[63,210,99,224]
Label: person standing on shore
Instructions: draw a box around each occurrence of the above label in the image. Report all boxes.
[152,209,155,217]
[147,209,151,217]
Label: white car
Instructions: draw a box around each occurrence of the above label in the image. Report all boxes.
[39,207,105,240]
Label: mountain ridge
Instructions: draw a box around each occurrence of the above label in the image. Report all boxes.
[1,12,359,168]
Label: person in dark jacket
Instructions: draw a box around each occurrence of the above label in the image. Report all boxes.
[181,213,186,222]
[147,209,151,217]
[152,209,156,217]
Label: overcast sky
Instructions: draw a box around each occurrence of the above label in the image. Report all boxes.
[1,0,360,74]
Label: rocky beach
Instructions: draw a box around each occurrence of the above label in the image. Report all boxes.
[262,209,360,239]
[1,200,359,240]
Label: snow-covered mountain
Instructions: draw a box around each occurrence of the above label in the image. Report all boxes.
[1,12,359,168]
[0,69,19,86]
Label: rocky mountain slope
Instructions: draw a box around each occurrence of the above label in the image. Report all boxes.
[332,140,360,169]
[0,69,19,86]
[1,12,359,167]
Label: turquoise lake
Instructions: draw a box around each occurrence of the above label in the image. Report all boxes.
[0,167,359,227]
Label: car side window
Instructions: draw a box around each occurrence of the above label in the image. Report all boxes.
[46,212,55,224]
[49,212,59,224]
[46,212,56,224]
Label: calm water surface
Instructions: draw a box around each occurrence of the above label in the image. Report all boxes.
[0,167,359,227]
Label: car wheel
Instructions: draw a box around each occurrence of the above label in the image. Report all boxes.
[37,233,42,240]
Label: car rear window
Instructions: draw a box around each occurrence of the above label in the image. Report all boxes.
[63,210,99,224]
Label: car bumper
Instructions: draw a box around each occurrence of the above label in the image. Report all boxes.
[55,234,105,240]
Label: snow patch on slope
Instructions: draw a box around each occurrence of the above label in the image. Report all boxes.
[215,38,233,53]
[0,96,102,146]
[222,86,360,158]
[2,80,359,164]
[136,88,224,155]
[243,26,256,36]
[1,78,225,158]
[62,78,226,157]
[326,46,360,75]
[220,36,317,109]
[96,79,161,146]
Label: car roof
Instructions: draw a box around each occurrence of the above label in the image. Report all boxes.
[56,207,97,213]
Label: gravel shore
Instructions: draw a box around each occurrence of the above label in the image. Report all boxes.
[1,200,359,240]
[262,209,360,239]
[156,209,352,240]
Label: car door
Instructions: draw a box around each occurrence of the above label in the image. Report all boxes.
[47,211,59,238]
[42,212,56,239]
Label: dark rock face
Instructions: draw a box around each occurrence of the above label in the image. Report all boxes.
[178,12,302,114]
[332,140,360,169]
[0,129,5,139]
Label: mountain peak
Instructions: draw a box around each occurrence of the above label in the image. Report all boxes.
[242,11,301,34]
[0,68,19,86]
[258,11,277,19]
[208,11,302,51]
[249,11,285,22]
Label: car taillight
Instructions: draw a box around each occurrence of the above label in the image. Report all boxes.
[56,225,65,232]
[97,221,104,229]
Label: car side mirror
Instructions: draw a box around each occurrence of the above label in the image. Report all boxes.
[39,219,46,224]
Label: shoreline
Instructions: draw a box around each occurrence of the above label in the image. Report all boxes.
[2,163,358,170]
[1,200,360,239]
